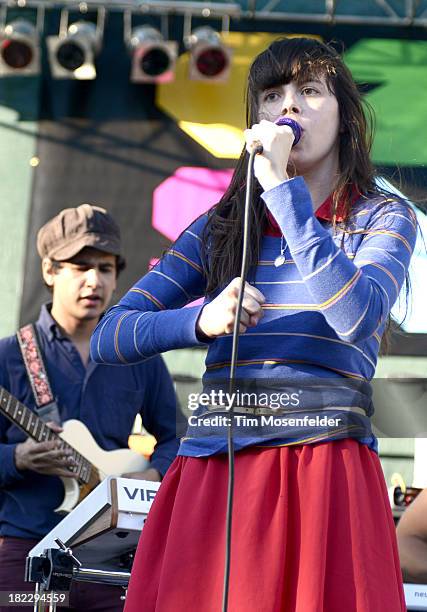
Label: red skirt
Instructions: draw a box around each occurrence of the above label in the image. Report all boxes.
[124,440,405,612]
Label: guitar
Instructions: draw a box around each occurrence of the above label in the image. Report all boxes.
[0,385,148,514]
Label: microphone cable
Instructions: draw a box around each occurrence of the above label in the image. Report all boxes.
[221,121,300,610]
[222,145,261,612]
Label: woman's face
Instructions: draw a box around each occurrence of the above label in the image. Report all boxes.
[257,74,340,178]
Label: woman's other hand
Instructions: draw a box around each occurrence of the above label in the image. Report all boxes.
[196,277,265,339]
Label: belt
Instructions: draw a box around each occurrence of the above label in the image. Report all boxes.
[205,404,368,417]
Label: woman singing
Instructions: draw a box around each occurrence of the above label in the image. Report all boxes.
[91,37,417,611]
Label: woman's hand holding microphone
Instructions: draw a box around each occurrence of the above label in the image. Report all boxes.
[244,119,297,191]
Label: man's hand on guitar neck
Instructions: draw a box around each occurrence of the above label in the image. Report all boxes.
[14,421,77,477]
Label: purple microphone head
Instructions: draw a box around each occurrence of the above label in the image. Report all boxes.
[275,117,302,146]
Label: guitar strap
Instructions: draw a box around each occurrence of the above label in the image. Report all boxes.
[17,324,62,424]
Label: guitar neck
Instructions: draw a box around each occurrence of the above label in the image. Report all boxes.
[0,386,93,484]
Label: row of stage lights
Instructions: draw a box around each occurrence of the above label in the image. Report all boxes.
[0,8,233,81]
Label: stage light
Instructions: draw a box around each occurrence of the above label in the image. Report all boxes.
[128,25,177,83]
[187,26,231,82]
[47,20,101,80]
[0,19,40,76]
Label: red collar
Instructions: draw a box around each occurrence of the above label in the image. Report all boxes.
[264,186,359,237]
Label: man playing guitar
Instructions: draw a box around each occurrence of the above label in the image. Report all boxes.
[0,204,179,611]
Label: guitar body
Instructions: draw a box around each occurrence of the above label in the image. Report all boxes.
[56,419,149,514]
[0,385,150,515]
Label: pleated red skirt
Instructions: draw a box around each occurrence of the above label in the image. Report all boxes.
[124,440,405,612]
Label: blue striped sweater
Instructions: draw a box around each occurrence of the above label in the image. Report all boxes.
[91,177,417,456]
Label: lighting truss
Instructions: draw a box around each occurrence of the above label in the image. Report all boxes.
[1,1,427,28]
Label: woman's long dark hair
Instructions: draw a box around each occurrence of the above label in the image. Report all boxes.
[201,37,379,294]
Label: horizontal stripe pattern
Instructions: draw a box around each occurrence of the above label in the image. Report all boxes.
[91,184,417,457]
[222,331,377,370]
[258,423,366,446]
[129,288,166,310]
[205,358,366,380]
[168,249,204,273]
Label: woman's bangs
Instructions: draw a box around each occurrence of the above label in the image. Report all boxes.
[251,45,336,95]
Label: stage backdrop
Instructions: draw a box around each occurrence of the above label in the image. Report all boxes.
[1,14,426,486]
[0,14,425,353]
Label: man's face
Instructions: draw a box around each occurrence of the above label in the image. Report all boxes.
[43,247,117,322]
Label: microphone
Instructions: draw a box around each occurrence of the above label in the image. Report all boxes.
[275,117,302,145]
[252,117,302,154]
